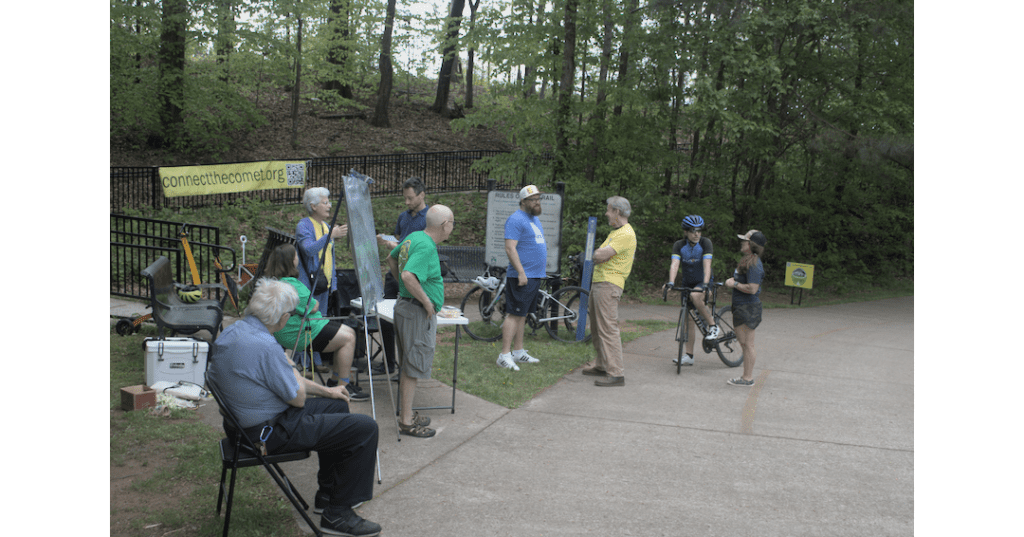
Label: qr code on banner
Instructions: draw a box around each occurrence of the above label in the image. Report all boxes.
[286,163,306,186]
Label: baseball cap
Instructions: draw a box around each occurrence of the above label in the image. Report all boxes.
[737,229,767,248]
[519,185,542,199]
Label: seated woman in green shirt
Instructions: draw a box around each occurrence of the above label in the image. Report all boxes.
[263,244,367,401]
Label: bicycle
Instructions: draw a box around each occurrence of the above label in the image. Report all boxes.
[460,259,592,343]
[663,281,742,373]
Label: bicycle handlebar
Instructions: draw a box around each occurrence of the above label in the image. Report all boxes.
[661,282,723,301]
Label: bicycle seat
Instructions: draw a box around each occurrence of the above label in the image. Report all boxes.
[474,275,500,291]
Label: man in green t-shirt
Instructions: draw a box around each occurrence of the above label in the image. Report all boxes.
[386,204,454,438]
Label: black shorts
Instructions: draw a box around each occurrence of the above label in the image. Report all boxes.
[731,302,762,329]
[311,320,344,351]
[504,277,542,316]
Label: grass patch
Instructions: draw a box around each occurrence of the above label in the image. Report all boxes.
[430,319,674,409]
[110,325,305,537]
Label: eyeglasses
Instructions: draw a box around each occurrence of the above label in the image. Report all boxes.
[445,220,455,227]
[685,228,702,233]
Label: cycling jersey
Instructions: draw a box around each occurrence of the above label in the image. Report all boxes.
[672,236,713,286]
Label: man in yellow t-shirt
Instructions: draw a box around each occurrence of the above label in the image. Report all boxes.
[581,196,636,387]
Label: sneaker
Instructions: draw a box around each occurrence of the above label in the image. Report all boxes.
[512,349,539,364]
[672,354,694,366]
[320,507,381,536]
[346,384,370,402]
[727,377,754,387]
[496,353,520,371]
[314,492,365,515]
[705,325,722,340]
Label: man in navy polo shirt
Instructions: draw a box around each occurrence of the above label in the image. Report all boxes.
[496,184,547,371]
[376,176,429,376]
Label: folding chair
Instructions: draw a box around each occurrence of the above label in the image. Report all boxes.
[205,372,323,537]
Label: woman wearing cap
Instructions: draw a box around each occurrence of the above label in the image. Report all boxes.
[724,229,767,386]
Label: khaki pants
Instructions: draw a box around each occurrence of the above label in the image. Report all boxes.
[589,281,624,377]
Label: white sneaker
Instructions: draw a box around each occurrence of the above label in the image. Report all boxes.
[672,354,694,366]
[497,353,520,371]
[705,325,722,340]
[512,350,540,364]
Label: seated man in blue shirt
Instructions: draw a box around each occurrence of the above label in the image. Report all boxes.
[208,278,381,537]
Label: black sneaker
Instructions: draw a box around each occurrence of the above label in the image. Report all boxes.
[314,491,364,514]
[320,507,381,536]
[347,383,370,402]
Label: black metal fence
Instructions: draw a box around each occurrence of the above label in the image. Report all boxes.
[111,214,232,301]
[111,150,511,212]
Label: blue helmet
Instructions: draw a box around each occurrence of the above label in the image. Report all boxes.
[681,215,704,231]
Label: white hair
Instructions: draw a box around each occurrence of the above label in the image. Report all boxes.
[245,278,299,327]
[607,196,631,218]
[302,187,331,214]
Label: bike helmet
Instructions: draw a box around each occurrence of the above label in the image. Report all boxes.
[681,215,704,231]
[177,284,202,303]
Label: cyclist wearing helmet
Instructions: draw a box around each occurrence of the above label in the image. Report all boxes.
[665,215,721,366]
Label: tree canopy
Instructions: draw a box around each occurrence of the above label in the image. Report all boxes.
[110,0,914,290]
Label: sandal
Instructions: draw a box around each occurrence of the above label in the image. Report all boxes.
[398,420,436,438]
[411,411,431,427]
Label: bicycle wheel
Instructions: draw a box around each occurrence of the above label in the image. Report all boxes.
[460,286,506,342]
[711,305,743,367]
[545,286,592,343]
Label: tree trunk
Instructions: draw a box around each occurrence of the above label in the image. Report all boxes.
[553,0,578,182]
[325,0,354,99]
[430,0,467,115]
[465,0,481,109]
[157,0,187,146]
[371,0,398,127]
[290,16,303,148]
[215,0,234,81]
[583,5,613,185]
[614,0,639,117]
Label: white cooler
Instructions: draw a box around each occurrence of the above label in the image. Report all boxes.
[144,337,209,387]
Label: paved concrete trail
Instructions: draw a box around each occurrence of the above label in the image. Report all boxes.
[162,296,912,536]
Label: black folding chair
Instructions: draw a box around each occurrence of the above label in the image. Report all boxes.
[205,372,323,537]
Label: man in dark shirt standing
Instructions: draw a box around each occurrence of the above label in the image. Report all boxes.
[376,176,429,377]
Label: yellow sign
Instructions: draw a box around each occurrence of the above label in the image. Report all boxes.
[159,161,307,198]
[785,262,814,289]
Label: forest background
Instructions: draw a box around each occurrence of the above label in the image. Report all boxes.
[110,0,914,296]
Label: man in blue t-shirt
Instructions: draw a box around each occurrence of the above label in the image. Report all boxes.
[375,177,429,376]
[665,215,722,366]
[496,184,547,371]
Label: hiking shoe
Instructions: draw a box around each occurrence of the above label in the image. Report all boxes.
[673,354,694,366]
[346,384,370,402]
[727,377,754,387]
[320,507,381,536]
[496,353,520,371]
[398,420,436,438]
[512,349,540,364]
[594,376,625,387]
[705,325,722,340]
[581,364,607,376]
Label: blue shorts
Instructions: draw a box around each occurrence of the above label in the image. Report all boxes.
[504,277,542,316]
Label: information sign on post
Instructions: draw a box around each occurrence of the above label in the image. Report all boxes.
[575,217,598,341]
[484,190,563,273]
[784,262,815,305]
